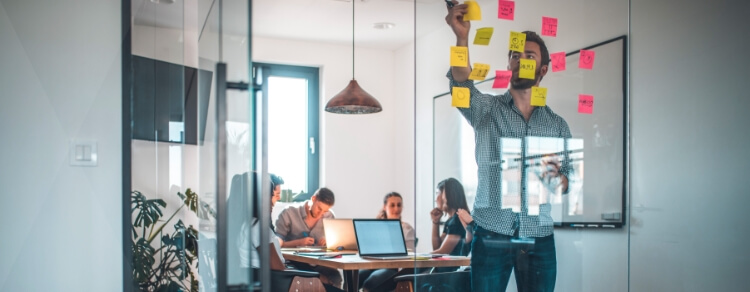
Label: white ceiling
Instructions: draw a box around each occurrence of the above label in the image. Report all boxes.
[133,0,448,51]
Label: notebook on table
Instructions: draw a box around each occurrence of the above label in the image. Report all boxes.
[353,219,412,260]
[323,218,358,251]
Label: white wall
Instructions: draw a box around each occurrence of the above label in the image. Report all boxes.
[413,0,629,291]
[253,37,416,225]
[0,0,122,291]
[629,0,750,291]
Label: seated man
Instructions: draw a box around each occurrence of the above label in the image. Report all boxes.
[275,187,342,288]
[234,173,343,292]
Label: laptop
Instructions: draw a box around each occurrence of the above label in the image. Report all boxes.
[353,219,412,260]
[323,218,358,251]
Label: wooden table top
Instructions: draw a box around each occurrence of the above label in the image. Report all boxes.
[282,252,471,270]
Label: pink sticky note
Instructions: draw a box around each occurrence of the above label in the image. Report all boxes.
[579,49,596,70]
[493,70,512,88]
[550,52,566,72]
[578,94,594,114]
[542,17,558,37]
[498,1,515,20]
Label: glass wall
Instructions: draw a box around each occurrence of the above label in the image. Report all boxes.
[128,0,253,291]
[125,0,629,290]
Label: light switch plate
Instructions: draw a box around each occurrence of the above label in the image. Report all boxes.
[69,139,98,166]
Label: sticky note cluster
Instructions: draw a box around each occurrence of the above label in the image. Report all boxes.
[508,31,526,52]
[542,17,558,37]
[519,59,536,79]
[473,27,494,45]
[469,63,491,81]
[493,70,512,88]
[531,87,547,106]
[579,49,595,70]
[452,87,470,108]
[498,0,515,20]
[463,1,481,21]
[450,46,468,67]
[578,94,594,114]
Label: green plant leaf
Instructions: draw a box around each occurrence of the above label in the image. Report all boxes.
[132,238,155,283]
[132,191,166,228]
[183,188,199,214]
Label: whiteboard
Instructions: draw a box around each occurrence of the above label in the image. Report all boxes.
[433,36,627,228]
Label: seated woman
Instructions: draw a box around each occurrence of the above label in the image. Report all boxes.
[430,178,472,272]
[358,192,416,292]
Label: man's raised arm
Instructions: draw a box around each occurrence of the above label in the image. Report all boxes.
[446,0,471,82]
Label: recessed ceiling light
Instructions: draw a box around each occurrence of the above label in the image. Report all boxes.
[150,0,175,4]
[373,22,396,30]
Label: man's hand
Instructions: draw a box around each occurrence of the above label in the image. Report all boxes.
[445,0,470,42]
[318,237,327,247]
[430,208,444,224]
[292,237,315,246]
[540,155,568,193]
[456,208,474,227]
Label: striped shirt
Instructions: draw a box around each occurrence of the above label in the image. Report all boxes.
[448,71,572,238]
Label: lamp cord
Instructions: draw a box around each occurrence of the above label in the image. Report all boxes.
[352,0,355,80]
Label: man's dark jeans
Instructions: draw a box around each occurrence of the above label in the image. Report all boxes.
[470,225,556,292]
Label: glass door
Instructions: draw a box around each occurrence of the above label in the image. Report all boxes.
[128,0,259,291]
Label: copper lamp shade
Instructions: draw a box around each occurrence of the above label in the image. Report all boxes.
[325,80,382,114]
[324,0,382,115]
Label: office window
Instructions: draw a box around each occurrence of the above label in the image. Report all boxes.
[254,63,320,199]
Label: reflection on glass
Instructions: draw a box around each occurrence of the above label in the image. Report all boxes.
[268,76,309,195]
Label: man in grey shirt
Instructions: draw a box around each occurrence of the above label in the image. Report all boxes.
[274,187,341,288]
[275,187,336,247]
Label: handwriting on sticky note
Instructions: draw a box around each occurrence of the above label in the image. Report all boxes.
[450,46,468,67]
[579,49,595,70]
[531,87,547,106]
[473,27,494,45]
[452,87,470,108]
[519,59,536,79]
[541,17,558,37]
[498,0,515,20]
[469,63,491,81]
[463,1,482,21]
[550,52,566,72]
[492,70,512,88]
[508,31,526,53]
[578,94,594,114]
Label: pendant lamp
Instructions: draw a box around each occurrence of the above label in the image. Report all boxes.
[325,0,382,114]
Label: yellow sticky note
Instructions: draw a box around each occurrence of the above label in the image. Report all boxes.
[531,87,547,106]
[519,59,536,79]
[452,87,470,108]
[463,1,482,21]
[473,27,494,45]
[508,31,526,53]
[469,63,491,81]
[450,46,468,67]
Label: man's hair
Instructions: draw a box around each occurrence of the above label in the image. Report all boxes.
[270,173,284,190]
[507,31,551,67]
[314,187,335,206]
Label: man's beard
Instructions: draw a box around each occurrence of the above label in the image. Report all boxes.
[510,68,542,90]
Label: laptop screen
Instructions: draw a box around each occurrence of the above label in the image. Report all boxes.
[353,219,407,256]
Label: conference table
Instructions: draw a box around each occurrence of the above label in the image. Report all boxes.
[282,251,470,292]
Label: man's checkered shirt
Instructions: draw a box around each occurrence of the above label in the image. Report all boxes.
[448,71,572,238]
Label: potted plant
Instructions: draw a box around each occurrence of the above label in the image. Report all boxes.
[131,189,200,292]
